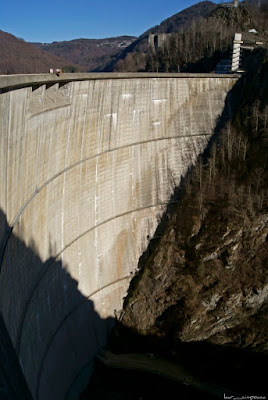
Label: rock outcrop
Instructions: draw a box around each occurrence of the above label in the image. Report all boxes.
[121,203,268,352]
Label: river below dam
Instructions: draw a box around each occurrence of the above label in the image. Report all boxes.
[81,363,217,400]
[80,348,268,400]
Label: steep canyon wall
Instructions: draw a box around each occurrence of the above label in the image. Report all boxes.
[0,73,238,399]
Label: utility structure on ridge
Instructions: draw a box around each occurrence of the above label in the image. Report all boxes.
[215,33,242,73]
[231,32,242,72]
[220,0,239,7]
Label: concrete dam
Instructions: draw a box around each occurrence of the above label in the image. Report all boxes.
[0,72,238,399]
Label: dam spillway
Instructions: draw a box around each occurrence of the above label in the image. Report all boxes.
[0,73,238,399]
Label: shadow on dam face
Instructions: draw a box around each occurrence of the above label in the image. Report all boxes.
[0,209,114,400]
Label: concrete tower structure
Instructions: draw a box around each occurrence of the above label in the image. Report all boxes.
[232,33,242,72]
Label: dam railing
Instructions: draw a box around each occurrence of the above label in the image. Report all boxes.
[0,72,239,92]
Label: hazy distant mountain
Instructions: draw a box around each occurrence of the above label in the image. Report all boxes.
[0,30,82,74]
[32,36,137,72]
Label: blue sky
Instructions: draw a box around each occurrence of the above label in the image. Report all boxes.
[1,0,221,43]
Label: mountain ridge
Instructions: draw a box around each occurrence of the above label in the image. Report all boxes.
[32,36,137,72]
[0,30,83,74]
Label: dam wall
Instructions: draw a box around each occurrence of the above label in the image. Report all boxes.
[0,73,238,399]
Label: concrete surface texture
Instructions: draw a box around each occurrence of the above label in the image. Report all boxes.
[0,74,237,399]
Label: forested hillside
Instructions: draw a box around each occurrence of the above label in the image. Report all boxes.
[0,30,82,74]
[33,36,136,72]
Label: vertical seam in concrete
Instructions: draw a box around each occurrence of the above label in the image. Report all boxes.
[6,92,11,226]
[61,82,73,264]
[1,92,12,275]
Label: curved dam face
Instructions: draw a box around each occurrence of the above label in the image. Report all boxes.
[0,73,238,399]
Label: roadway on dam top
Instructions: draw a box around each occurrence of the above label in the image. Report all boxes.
[0,72,239,92]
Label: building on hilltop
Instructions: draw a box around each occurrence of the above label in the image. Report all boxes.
[220,0,239,7]
[148,33,171,53]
